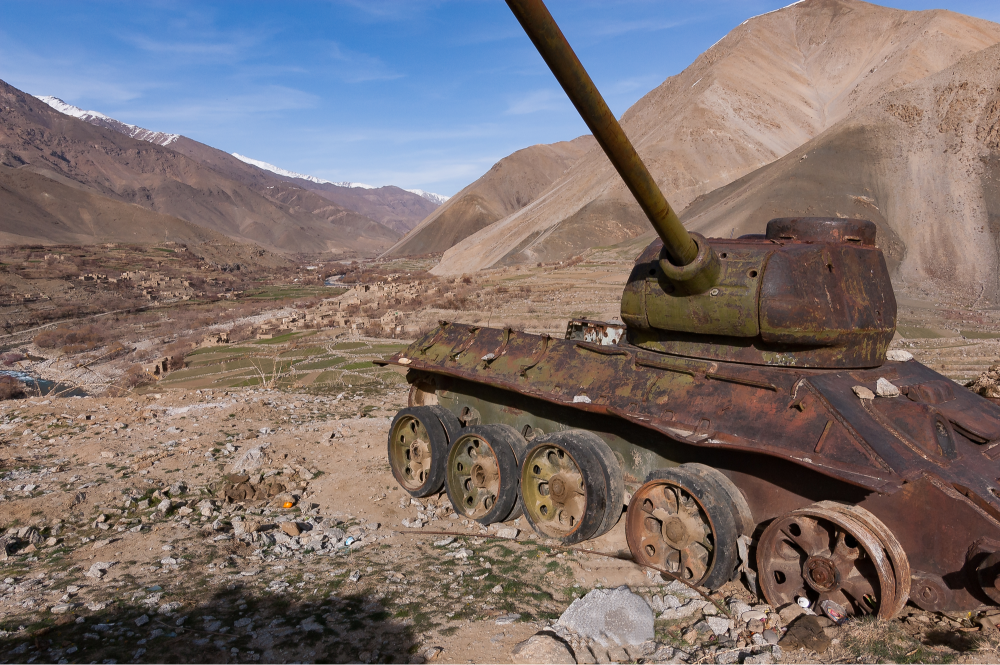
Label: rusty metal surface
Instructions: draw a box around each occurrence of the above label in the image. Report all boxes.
[384,321,1000,609]
[622,220,897,369]
[565,319,625,346]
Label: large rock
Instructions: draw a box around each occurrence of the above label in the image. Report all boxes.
[559,586,655,648]
[511,632,576,664]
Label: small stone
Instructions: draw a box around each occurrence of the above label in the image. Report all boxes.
[763,629,779,645]
[661,579,695,595]
[779,615,831,653]
[511,633,575,664]
[422,646,444,661]
[496,527,519,539]
[624,641,656,659]
[433,537,455,547]
[876,377,900,397]
[659,599,706,621]
[743,654,773,665]
[649,645,674,662]
[590,642,611,664]
[886,350,913,362]
[280,522,302,537]
[51,603,76,614]
[747,619,764,633]
[977,615,998,632]
[496,613,521,625]
[157,499,172,513]
[778,603,807,625]
[706,616,733,636]
[852,385,875,400]
[135,614,150,626]
[742,610,767,623]
[607,645,629,662]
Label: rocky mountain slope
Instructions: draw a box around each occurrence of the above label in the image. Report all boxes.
[386,136,595,257]
[36,96,442,236]
[681,41,1000,305]
[0,81,399,254]
[432,0,1000,275]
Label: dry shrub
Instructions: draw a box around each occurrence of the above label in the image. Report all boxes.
[0,351,25,366]
[168,354,186,371]
[122,365,152,389]
[0,375,26,400]
[34,324,107,352]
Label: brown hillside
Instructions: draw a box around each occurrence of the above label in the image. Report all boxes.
[432,0,1000,275]
[0,164,286,267]
[387,136,595,257]
[297,183,438,235]
[681,41,1000,305]
[166,138,437,234]
[0,82,399,255]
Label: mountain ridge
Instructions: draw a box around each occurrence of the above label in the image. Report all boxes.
[431,0,1000,275]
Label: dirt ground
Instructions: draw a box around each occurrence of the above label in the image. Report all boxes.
[2,366,1000,664]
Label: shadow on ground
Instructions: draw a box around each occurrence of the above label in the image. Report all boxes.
[0,584,418,664]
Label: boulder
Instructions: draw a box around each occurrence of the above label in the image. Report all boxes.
[559,586,655,647]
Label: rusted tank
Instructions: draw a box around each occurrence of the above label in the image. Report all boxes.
[378,0,1000,618]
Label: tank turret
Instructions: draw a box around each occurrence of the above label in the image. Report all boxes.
[506,0,895,368]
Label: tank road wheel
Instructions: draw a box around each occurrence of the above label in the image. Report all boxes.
[520,431,618,544]
[757,503,899,618]
[625,466,740,590]
[445,425,523,525]
[685,463,754,536]
[387,407,450,497]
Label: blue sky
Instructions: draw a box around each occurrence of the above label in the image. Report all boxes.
[2,0,998,196]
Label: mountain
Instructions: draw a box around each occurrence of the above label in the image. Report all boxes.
[36,96,180,147]
[0,82,400,255]
[406,189,450,206]
[32,96,441,238]
[680,41,1000,304]
[385,135,595,257]
[431,0,1000,275]
[0,163,282,267]
[228,153,443,234]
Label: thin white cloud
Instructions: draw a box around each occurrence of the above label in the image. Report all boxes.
[329,42,403,82]
[119,86,320,126]
[505,89,571,115]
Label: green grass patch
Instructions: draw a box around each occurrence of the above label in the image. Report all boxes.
[331,342,368,350]
[254,331,316,345]
[962,330,1000,339]
[295,357,346,371]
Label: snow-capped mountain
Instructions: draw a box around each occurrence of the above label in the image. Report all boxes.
[35,96,179,147]
[406,189,450,205]
[232,153,450,204]
[231,153,374,189]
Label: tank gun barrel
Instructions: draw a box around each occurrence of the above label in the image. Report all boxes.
[505,0,698,267]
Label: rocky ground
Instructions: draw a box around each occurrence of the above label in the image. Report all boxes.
[1,249,999,663]
[2,375,1000,664]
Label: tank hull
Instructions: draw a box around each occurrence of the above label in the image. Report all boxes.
[383,320,1000,612]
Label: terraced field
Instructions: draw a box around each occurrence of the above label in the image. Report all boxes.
[152,331,409,397]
